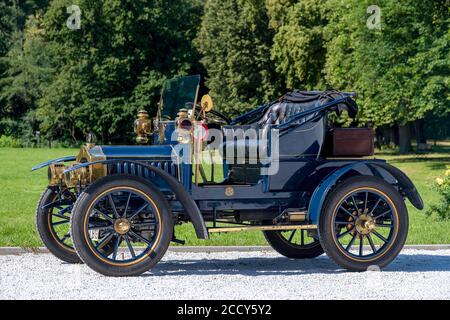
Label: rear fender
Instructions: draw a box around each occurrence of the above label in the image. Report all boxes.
[307,160,423,224]
[64,159,209,239]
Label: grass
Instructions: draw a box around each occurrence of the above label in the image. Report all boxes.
[0,142,449,247]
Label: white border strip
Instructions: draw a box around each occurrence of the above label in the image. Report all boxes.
[1,245,450,255]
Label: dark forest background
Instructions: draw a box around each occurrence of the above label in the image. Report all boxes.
[0,0,448,153]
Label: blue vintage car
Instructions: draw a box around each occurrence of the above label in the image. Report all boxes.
[33,75,423,276]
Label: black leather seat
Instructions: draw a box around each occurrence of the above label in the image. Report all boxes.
[221,91,343,164]
[256,101,317,126]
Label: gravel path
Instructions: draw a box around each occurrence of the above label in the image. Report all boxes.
[1,249,450,300]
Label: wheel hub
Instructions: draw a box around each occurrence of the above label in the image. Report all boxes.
[355,214,375,235]
[114,218,131,235]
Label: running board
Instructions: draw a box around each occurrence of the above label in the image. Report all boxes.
[208,224,317,233]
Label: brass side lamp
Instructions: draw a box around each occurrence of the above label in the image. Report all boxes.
[134,110,151,144]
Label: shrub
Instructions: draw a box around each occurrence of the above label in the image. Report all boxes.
[426,167,450,220]
[0,135,23,148]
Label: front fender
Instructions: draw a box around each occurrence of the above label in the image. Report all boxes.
[31,156,76,171]
[307,160,423,224]
[64,159,209,240]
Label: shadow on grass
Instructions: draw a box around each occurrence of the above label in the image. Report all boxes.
[145,252,450,276]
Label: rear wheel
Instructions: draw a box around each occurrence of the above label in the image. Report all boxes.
[35,187,81,264]
[71,175,173,276]
[319,176,408,271]
[263,229,324,259]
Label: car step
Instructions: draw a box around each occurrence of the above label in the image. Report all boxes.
[208,224,317,233]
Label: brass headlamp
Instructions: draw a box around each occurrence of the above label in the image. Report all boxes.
[134,110,151,144]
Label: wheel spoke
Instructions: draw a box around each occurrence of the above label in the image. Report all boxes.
[108,194,120,219]
[95,232,114,250]
[132,220,156,228]
[367,234,377,254]
[111,235,122,260]
[128,203,149,220]
[335,220,354,225]
[364,192,368,212]
[337,227,354,239]
[60,233,70,243]
[369,198,382,215]
[300,229,305,245]
[88,225,113,231]
[51,213,70,221]
[345,233,357,251]
[128,230,152,246]
[339,206,356,218]
[351,195,359,212]
[373,210,391,220]
[93,208,114,223]
[123,192,132,217]
[359,236,364,256]
[52,220,70,226]
[42,200,64,210]
[372,229,388,243]
[124,234,136,258]
[288,230,297,242]
[56,206,72,215]
[375,223,393,228]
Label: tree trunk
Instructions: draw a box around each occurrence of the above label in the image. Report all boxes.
[398,123,412,154]
[391,123,399,146]
[414,119,428,151]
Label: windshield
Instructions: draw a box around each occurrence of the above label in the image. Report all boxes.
[159,75,200,120]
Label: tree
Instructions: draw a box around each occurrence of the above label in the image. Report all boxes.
[0,2,19,135]
[38,0,203,144]
[269,0,328,90]
[0,0,51,139]
[0,12,57,141]
[325,0,449,153]
[195,0,279,117]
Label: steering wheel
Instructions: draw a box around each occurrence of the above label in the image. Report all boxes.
[194,106,231,125]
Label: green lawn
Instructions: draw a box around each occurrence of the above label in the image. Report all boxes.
[0,144,449,247]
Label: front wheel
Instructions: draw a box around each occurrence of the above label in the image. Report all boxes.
[35,187,81,263]
[319,176,408,271]
[71,175,173,276]
[263,229,324,259]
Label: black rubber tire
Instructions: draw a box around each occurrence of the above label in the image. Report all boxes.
[71,175,173,276]
[319,175,408,271]
[35,188,81,264]
[263,230,324,259]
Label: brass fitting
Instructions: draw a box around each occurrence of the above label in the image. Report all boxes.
[177,108,189,120]
[134,110,151,144]
[48,164,66,186]
[66,166,89,188]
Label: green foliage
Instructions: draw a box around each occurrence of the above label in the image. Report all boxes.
[325,0,449,126]
[1,0,202,144]
[270,0,328,90]
[195,0,279,116]
[426,167,450,220]
[1,13,58,121]
[0,0,448,145]
[0,135,22,148]
[36,0,203,144]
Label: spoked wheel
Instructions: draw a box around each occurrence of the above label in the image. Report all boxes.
[71,175,172,276]
[263,229,324,259]
[35,187,81,263]
[319,176,408,271]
